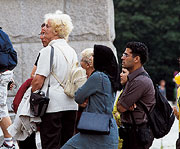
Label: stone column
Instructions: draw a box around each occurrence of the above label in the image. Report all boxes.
[0,0,116,106]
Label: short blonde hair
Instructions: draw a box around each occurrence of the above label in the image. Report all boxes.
[44,10,73,40]
[81,48,94,64]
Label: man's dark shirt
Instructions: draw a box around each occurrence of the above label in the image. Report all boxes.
[34,53,40,66]
[118,66,155,124]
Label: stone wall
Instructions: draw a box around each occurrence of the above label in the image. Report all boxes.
[0,0,116,98]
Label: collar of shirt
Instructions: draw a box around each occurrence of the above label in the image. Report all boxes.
[48,39,66,46]
[127,66,145,82]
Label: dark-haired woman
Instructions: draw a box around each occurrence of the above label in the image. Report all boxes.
[62,45,120,149]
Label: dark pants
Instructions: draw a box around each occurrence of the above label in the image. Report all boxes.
[74,106,84,134]
[40,110,76,149]
[176,133,180,149]
[119,123,154,149]
[18,132,36,149]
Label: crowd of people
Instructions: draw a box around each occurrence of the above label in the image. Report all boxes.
[0,10,180,149]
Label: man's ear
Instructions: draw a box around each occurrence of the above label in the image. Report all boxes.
[134,56,140,63]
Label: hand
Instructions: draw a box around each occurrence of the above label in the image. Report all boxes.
[114,112,120,118]
[120,68,129,85]
[173,106,179,120]
[7,79,15,90]
[129,104,137,111]
[114,112,121,126]
[79,99,88,108]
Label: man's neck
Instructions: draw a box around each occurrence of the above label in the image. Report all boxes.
[129,64,142,74]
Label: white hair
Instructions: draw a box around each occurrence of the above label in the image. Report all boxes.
[81,48,94,64]
[44,10,73,40]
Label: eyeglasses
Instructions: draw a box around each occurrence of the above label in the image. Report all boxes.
[45,24,52,28]
[38,32,45,36]
[122,53,130,58]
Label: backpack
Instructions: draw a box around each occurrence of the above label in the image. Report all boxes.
[139,73,175,139]
[51,46,87,98]
[0,29,17,72]
[52,63,87,98]
[63,63,87,98]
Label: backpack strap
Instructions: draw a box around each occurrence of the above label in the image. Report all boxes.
[138,101,151,121]
[51,71,64,88]
[55,45,70,65]
[136,73,156,124]
[130,71,152,124]
[137,71,150,78]
[138,84,158,116]
[50,45,71,88]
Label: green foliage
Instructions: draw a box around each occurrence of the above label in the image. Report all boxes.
[114,0,180,101]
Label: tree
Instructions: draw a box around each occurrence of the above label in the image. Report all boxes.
[114,0,180,101]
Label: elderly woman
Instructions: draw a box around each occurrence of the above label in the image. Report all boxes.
[74,48,94,134]
[62,45,120,149]
[80,48,94,78]
[31,10,78,149]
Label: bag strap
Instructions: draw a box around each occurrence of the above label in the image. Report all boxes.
[51,45,73,87]
[138,101,151,119]
[136,72,153,118]
[51,71,64,88]
[129,71,152,124]
[134,72,155,124]
[57,46,70,65]
[46,46,54,97]
[53,45,71,66]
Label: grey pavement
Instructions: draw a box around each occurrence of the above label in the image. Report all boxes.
[0,118,178,149]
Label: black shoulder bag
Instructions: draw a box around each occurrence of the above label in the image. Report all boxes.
[30,46,54,117]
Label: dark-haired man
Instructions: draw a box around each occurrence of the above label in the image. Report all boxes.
[30,23,48,78]
[117,42,155,149]
[18,23,48,149]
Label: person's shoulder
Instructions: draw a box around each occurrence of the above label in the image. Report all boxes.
[53,39,70,49]
[90,71,99,78]
[90,71,109,80]
[134,72,152,86]
[53,40,77,55]
[39,46,51,53]
[89,71,100,79]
